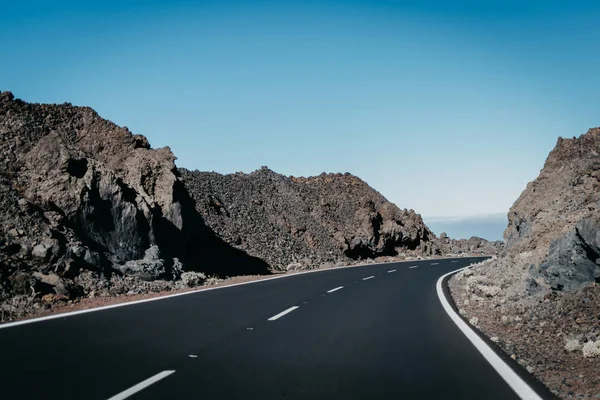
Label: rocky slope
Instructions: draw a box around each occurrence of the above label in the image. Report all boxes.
[180,168,440,270]
[0,91,268,320]
[450,128,600,399]
[180,169,503,270]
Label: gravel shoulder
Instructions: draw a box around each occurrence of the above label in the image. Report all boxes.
[449,260,600,399]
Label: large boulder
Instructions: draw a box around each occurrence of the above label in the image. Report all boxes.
[540,213,600,291]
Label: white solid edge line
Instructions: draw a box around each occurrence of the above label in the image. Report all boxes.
[268,306,300,321]
[387,269,397,273]
[0,256,487,330]
[107,370,175,400]
[436,268,543,400]
[362,276,374,280]
[327,286,344,293]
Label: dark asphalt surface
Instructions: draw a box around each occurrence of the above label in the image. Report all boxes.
[0,257,546,399]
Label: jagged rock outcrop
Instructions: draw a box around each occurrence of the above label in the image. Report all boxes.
[500,127,600,292]
[449,128,600,399]
[0,91,268,320]
[180,167,439,270]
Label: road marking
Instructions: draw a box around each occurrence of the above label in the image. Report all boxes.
[189,355,198,358]
[268,306,299,321]
[0,257,487,330]
[108,370,175,400]
[327,286,344,293]
[431,262,439,265]
[436,269,543,400]
[362,276,374,281]
[387,269,397,273]
[451,260,459,263]
[409,266,418,269]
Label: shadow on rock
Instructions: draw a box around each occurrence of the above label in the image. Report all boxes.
[153,180,271,278]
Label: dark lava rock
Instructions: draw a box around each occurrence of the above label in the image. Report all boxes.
[180,167,438,270]
[540,213,600,291]
[0,91,269,319]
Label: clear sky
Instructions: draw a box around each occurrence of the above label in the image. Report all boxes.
[2,0,599,218]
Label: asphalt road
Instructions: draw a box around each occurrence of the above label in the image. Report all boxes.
[0,257,549,399]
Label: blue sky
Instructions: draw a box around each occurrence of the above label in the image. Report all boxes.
[2,0,599,221]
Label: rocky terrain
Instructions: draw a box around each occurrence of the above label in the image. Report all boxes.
[0,91,268,321]
[0,91,500,323]
[180,168,503,271]
[450,128,600,399]
[181,168,437,270]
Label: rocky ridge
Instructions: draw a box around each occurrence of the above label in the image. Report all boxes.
[0,91,268,320]
[180,168,503,271]
[449,128,600,399]
[181,168,434,270]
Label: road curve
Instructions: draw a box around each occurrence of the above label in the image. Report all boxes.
[0,257,552,399]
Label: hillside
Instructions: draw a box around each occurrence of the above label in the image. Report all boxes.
[450,128,600,398]
[180,168,437,270]
[0,91,268,320]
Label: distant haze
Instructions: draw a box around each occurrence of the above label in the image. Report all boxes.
[423,213,508,242]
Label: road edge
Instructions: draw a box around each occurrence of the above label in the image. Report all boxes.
[436,267,549,400]
[0,256,480,330]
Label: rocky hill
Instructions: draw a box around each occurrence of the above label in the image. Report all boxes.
[0,91,268,320]
[180,168,439,270]
[180,167,503,269]
[450,128,600,398]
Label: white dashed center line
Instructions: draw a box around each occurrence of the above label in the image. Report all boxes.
[431,263,439,265]
[327,286,344,293]
[362,276,374,281]
[108,370,176,400]
[387,269,397,273]
[268,306,300,321]
[409,266,418,269]
[451,260,459,263]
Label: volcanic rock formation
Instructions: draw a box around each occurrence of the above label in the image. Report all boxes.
[0,91,268,319]
[180,167,438,270]
[450,128,600,398]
